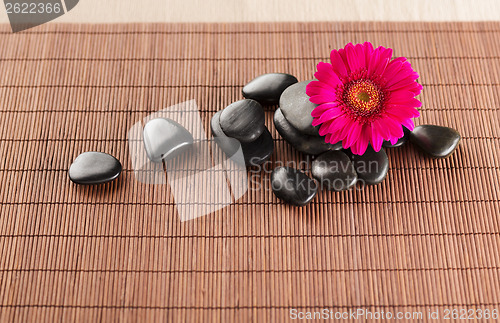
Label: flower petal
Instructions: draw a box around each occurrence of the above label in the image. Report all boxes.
[309,93,337,104]
[386,77,420,92]
[344,120,362,148]
[401,118,415,131]
[367,48,381,76]
[345,43,362,73]
[338,118,356,148]
[311,102,338,117]
[386,90,417,104]
[363,42,374,65]
[313,62,342,87]
[318,119,334,136]
[386,106,420,120]
[386,97,422,109]
[352,125,370,155]
[306,80,337,96]
[382,60,403,80]
[317,107,343,123]
[370,124,384,151]
[337,48,351,74]
[389,137,399,145]
[373,47,392,76]
[382,116,404,138]
[385,70,418,89]
[330,50,348,78]
[372,119,390,141]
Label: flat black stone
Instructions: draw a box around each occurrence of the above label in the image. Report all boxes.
[68,152,122,185]
[219,99,265,142]
[349,146,389,185]
[279,80,320,136]
[312,151,357,191]
[274,108,341,155]
[410,124,461,158]
[271,167,318,206]
[383,127,411,148]
[242,73,298,105]
[143,118,194,163]
[211,111,273,167]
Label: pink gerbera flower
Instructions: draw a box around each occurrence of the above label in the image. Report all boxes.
[306,42,422,155]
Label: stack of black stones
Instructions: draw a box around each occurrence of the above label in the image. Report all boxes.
[212,73,461,207]
[68,72,461,209]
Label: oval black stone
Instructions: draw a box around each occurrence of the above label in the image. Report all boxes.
[211,111,273,167]
[219,99,265,142]
[242,73,298,105]
[383,126,411,148]
[271,166,318,206]
[409,124,461,158]
[143,118,194,163]
[274,108,341,155]
[68,152,122,185]
[279,80,320,136]
[349,146,389,185]
[312,151,357,191]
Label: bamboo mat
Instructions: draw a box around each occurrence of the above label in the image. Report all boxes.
[0,22,499,322]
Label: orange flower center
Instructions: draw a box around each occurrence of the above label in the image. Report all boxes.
[344,79,383,114]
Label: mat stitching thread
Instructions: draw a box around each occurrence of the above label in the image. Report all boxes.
[0,83,500,88]
[1,200,498,206]
[0,107,498,113]
[1,233,499,238]
[0,267,498,273]
[0,304,498,309]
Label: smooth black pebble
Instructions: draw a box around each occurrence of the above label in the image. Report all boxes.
[211,110,242,158]
[274,108,341,155]
[242,128,274,166]
[68,152,122,185]
[219,99,265,142]
[349,146,389,185]
[279,80,320,136]
[410,124,461,158]
[383,126,411,148]
[242,73,298,105]
[271,167,318,206]
[143,118,194,163]
[312,151,357,191]
[211,111,273,166]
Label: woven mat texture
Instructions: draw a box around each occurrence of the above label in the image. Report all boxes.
[0,22,499,322]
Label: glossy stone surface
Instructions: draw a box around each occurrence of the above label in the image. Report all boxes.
[143,118,194,163]
[243,127,274,166]
[279,80,320,136]
[242,73,298,105]
[410,124,461,158]
[211,111,242,157]
[271,166,318,206]
[274,108,341,155]
[211,111,273,166]
[312,151,357,191]
[219,99,265,142]
[68,152,122,185]
[349,146,389,185]
[383,127,411,148]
